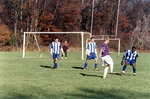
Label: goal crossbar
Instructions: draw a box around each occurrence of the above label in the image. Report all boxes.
[22,32,91,60]
[24,32,90,34]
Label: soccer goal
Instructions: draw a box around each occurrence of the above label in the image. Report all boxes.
[22,32,91,60]
[86,35,120,56]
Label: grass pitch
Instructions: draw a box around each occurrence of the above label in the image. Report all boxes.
[0,52,150,99]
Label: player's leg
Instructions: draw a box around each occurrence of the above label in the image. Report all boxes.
[109,61,114,73]
[65,50,67,59]
[61,50,64,59]
[103,64,109,79]
[107,56,114,73]
[52,54,56,68]
[103,55,114,79]
[61,54,64,59]
[94,58,98,71]
[101,57,105,67]
[102,56,109,79]
[53,59,58,68]
[53,54,59,69]
[122,61,129,74]
[103,55,114,73]
[84,58,89,70]
[132,63,136,76]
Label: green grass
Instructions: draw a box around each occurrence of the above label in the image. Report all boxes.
[0,52,150,99]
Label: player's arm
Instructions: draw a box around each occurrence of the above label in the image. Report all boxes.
[66,43,69,49]
[86,43,90,56]
[95,48,98,58]
[135,53,139,62]
[121,56,125,64]
[109,52,114,54]
[50,49,53,56]
[60,44,65,56]
[50,43,53,56]
[121,53,126,65]
[86,49,90,56]
[94,43,98,58]
[99,48,103,58]
[61,48,65,56]
[99,44,105,58]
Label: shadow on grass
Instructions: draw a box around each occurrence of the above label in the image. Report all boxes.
[80,73,103,78]
[1,86,57,99]
[72,66,84,70]
[66,88,150,99]
[2,93,34,99]
[2,85,150,99]
[40,65,53,69]
[108,72,122,76]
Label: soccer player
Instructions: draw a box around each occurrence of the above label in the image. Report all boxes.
[83,37,98,71]
[121,46,139,76]
[50,38,64,69]
[99,36,114,79]
[61,40,69,59]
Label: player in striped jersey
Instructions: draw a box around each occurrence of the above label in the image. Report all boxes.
[50,38,64,69]
[83,37,98,71]
[121,46,139,76]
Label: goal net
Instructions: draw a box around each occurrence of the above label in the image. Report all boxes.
[86,35,120,56]
[22,32,91,60]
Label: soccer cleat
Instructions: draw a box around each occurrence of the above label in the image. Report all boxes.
[95,68,98,72]
[103,76,106,79]
[120,71,125,76]
[83,68,87,71]
[53,67,57,69]
[65,57,68,59]
[133,73,136,76]
[102,62,105,67]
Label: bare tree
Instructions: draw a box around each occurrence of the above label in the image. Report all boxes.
[131,15,150,49]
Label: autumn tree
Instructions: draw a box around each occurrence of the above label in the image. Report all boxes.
[81,0,118,35]
[0,0,150,50]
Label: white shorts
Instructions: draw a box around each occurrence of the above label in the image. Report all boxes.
[101,55,113,66]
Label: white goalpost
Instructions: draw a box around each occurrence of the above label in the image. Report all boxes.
[22,32,91,60]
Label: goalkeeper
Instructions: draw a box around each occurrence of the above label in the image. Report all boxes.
[61,40,69,59]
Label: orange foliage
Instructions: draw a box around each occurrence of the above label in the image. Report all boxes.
[0,20,12,46]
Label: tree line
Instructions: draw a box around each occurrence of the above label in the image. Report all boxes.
[0,0,150,50]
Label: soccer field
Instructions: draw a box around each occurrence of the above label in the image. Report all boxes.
[0,52,150,99]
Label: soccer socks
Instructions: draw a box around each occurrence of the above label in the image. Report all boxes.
[84,63,98,69]
[110,63,114,73]
[133,67,136,73]
[95,63,98,69]
[122,65,127,71]
[103,66,109,79]
[84,63,87,69]
[53,63,57,68]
